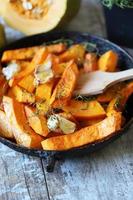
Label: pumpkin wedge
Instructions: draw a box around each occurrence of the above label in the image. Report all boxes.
[41,111,122,150]
[62,100,106,120]
[3,96,43,148]
[18,74,35,93]
[50,61,79,107]
[98,50,118,72]
[25,106,49,137]
[120,81,133,107]
[107,82,133,112]
[1,43,66,63]
[97,82,125,103]
[52,61,73,77]
[9,47,48,87]
[35,80,54,101]
[12,86,35,104]
[0,110,14,139]
[1,46,41,62]
[59,44,85,65]
[0,75,8,101]
[79,118,103,127]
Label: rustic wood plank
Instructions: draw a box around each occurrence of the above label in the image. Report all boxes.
[42,126,133,200]
[0,144,49,200]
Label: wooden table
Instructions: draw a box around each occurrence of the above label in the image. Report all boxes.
[0,1,133,199]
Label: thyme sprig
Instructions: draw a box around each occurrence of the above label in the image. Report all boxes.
[101,0,133,9]
[75,94,96,102]
[42,39,99,55]
[42,38,74,47]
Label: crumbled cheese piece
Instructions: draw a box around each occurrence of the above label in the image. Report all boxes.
[22,1,33,10]
[34,55,54,85]
[47,115,59,131]
[47,114,76,134]
[2,62,20,80]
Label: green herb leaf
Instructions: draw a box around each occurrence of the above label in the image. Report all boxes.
[101,0,133,9]
[114,95,123,110]
[75,95,96,102]
[82,42,100,56]
[42,38,74,47]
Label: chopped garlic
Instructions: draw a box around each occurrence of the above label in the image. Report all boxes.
[2,61,20,80]
[22,1,33,10]
[47,115,59,131]
[58,116,76,134]
[47,114,76,134]
[42,58,52,71]
[34,55,54,85]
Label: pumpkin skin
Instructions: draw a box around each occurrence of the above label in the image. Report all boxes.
[0,0,81,35]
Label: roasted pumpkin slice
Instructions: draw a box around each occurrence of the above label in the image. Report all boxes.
[0,0,80,35]
[79,118,103,127]
[1,46,41,62]
[18,74,35,93]
[97,82,125,103]
[35,80,54,101]
[59,44,85,65]
[107,82,133,112]
[47,43,67,54]
[50,61,79,107]
[12,86,35,104]
[0,75,8,101]
[1,43,66,63]
[0,110,14,139]
[52,60,73,77]
[120,81,133,107]
[9,47,48,87]
[36,100,49,115]
[62,99,106,120]
[25,106,49,137]
[98,50,118,72]
[3,96,43,148]
[41,111,122,150]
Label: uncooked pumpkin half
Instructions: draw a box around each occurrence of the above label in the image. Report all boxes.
[0,0,80,35]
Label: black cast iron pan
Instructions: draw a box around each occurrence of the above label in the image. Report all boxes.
[0,31,133,172]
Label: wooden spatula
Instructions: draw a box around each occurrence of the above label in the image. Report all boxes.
[74,69,133,96]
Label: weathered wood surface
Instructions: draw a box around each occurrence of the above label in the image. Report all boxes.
[0,0,133,200]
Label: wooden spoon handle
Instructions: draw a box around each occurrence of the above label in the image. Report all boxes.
[109,68,133,84]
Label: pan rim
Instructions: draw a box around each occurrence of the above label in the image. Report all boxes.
[0,30,133,156]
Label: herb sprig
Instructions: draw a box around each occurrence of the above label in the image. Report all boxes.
[75,94,96,102]
[42,38,74,47]
[42,39,99,55]
[82,42,100,56]
[101,0,133,9]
